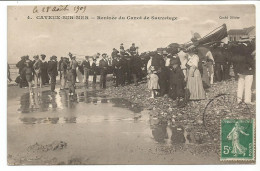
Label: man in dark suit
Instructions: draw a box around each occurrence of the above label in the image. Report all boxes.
[48,56,58,92]
[81,56,91,88]
[99,53,109,89]
[112,55,122,87]
[40,54,49,85]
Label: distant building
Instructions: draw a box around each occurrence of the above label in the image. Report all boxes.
[228,26,255,42]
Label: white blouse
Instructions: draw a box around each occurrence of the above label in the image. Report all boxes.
[187,54,199,68]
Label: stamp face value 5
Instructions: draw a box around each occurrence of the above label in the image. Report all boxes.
[221,119,255,161]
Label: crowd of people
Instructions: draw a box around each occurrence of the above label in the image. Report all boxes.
[13,43,143,95]
[145,39,255,106]
[11,39,255,106]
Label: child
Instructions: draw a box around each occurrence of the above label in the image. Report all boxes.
[66,67,76,96]
[147,66,160,98]
[22,60,33,94]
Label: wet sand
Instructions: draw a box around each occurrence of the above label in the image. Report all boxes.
[8,83,221,165]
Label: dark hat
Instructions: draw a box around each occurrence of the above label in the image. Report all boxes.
[33,55,39,59]
[132,43,135,45]
[41,54,46,59]
[120,43,123,45]
[85,56,89,59]
[51,55,57,59]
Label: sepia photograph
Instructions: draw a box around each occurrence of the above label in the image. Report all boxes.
[7,4,256,165]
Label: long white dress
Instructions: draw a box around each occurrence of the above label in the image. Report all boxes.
[186,54,206,100]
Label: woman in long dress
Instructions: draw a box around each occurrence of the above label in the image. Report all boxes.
[186,49,206,100]
[227,122,249,156]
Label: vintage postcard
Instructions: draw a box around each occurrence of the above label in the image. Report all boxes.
[7,5,256,165]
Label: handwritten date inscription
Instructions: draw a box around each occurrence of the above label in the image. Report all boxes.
[33,5,87,13]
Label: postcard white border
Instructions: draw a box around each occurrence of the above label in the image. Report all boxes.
[0,1,260,171]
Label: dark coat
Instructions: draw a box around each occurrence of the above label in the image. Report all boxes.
[169,66,185,84]
[231,44,254,75]
[212,47,227,63]
[99,59,109,73]
[151,54,164,68]
[111,50,119,58]
[81,60,91,69]
[113,59,121,69]
[131,56,142,74]
[170,56,181,66]
[120,57,128,72]
[47,60,58,76]
[130,46,137,52]
[16,59,26,74]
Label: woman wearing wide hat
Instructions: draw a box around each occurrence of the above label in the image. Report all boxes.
[186,48,206,100]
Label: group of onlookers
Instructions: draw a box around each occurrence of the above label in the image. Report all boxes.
[15,54,50,93]
[146,47,206,106]
[15,54,80,95]
[13,43,143,95]
[146,40,255,106]
[12,40,255,105]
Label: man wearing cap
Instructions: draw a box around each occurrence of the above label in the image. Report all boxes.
[130,52,142,86]
[120,43,124,51]
[33,55,42,88]
[48,56,58,92]
[70,56,78,83]
[112,54,123,87]
[40,54,49,85]
[81,56,91,88]
[129,43,137,54]
[99,53,109,88]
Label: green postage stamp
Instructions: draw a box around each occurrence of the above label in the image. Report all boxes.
[221,119,255,161]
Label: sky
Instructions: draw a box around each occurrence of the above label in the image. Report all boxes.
[8,5,255,63]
